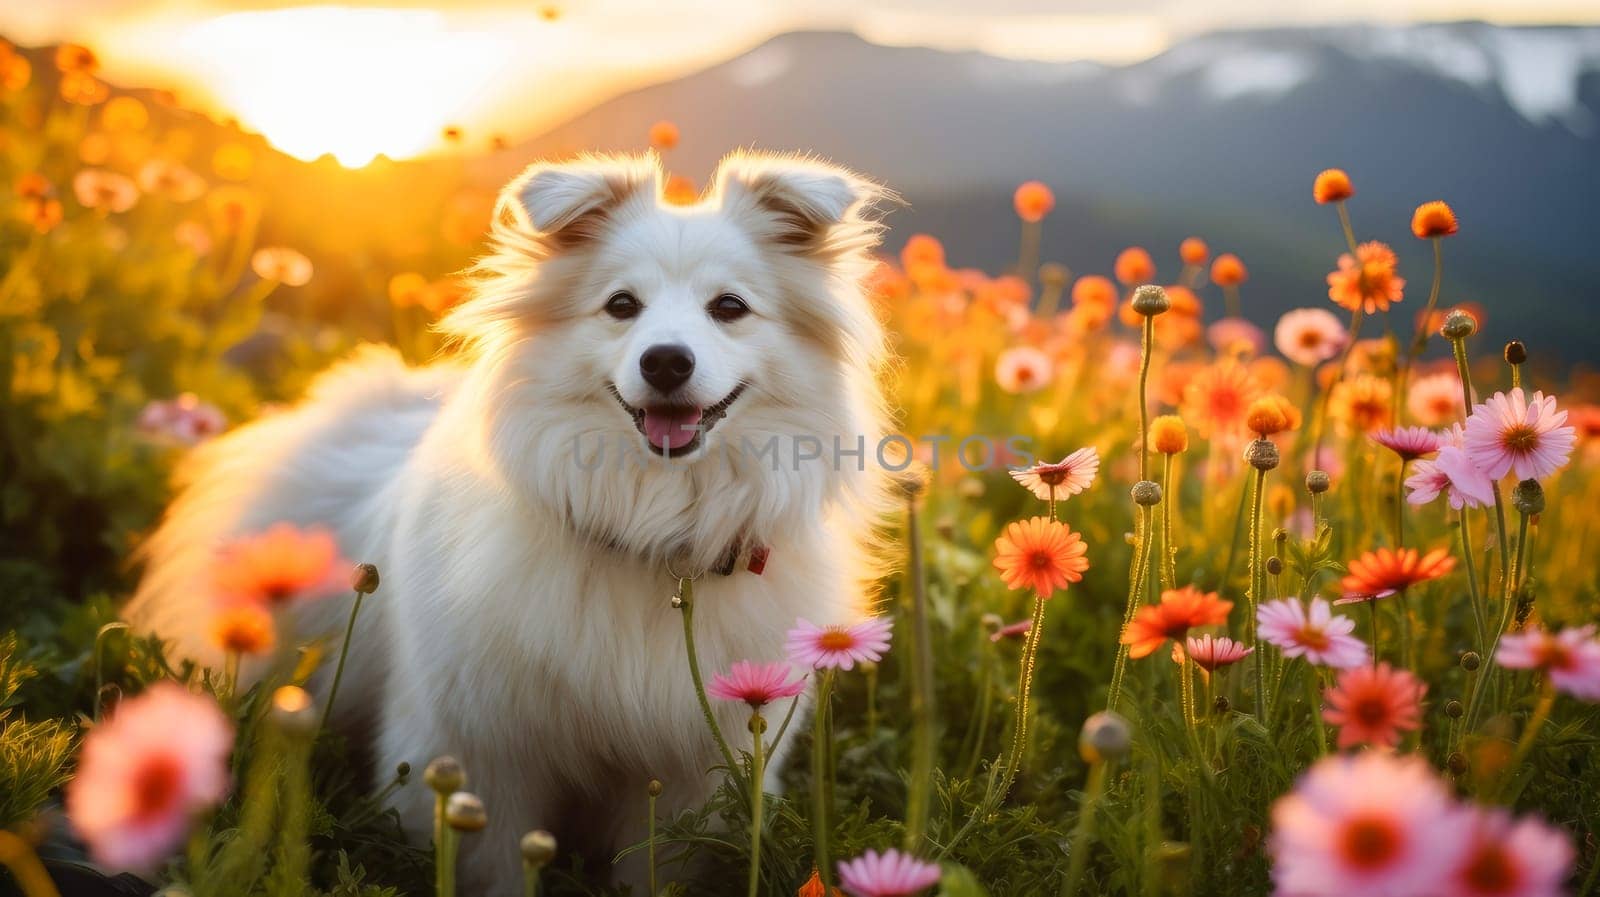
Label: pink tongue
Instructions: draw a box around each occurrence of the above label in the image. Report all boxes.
[643,407,703,450]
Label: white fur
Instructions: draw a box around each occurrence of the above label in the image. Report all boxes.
[126,151,894,894]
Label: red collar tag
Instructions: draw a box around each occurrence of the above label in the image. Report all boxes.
[746,545,770,576]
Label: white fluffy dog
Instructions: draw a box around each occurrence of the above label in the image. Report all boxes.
[126,151,895,894]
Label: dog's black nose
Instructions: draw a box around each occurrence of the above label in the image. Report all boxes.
[640,343,695,393]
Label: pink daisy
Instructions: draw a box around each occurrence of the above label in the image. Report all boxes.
[1406,430,1495,510]
[705,660,807,708]
[1322,663,1426,749]
[1449,807,1574,897]
[1257,598,1369,669]
[1009,447,1099,502]
[66,682,234,871]
[786,617,893,671]
[994,346,1053,394]
[836,848,942,897]
[135,394,227,446]
[1207,316,1266,356]
[1496,625,1600,701]
[990,618,1033,643]
[1274,308,1347,367]
[1408,371,1466,426]
[1184,634,1252,672]
[1369,426,1443,461]
[1462,388,1577,481]
[1270,753,1471,897]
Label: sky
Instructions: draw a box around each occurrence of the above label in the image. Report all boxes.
[3,0,1596,165]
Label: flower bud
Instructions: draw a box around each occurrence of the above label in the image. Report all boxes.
[1445,700,1464,719]
[1504,340,1527,366]
[648,779,663,798]
[895,463,930,501]
[1512,479,1544,516]
[521,830,558,868]
[446,792,487,832]
[1213,695,1230,714]
[1265,556,1284,576]
[1460,651,1481,671]
[748,714,768,735]
[395,762,411,781]
[270,686,317,738]
[1447,751,1469,776]
[1306,470,1331,494]
[1038,262,1070,288]
[1078,710,1133,763]
[1441,309,1476,340]
[1130,284,1170,317]
[425,756,465,795]
[1244,438,1280,472]
[980,613,1004,633]
[351,562,380,594]
[1131,480,1162,506]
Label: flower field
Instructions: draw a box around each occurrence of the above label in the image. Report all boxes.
[5,36,1600,897]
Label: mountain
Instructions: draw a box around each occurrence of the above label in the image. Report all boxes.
[498,25,1600,362]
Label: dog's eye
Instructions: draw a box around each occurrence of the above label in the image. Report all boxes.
[604,291,641,320]
[708,294,750,323]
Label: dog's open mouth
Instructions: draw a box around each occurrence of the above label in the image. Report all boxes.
[607,383,746,457]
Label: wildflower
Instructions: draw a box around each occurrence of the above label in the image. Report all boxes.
[210,603,275,656]
[836,849,941,897]
[136,160,206,202]
[1406,442,1495,510]
[20,197,63,234]
[1322,663,1426,749]
[1327,241,1405,314]
[1185,634,1252,671]
[1269,753,1469,897]
[1330,373,1392,434]
[1245,394,1301,438]
[135,394,226,446]
[66,682,233,871]
[1496,626,1600,701]
[1210,253,1247,287]
[663,174,697,205]
[1411,201,1459,239]
[706,660,806,709]
[1012,181,1054,223]
[1071,275,1117,309]
[1148,415,1188,455]
[56,43,99,73]
[991,516,1090,598]
[0,47,31,91]
[1274,308,1347,367]
[73,169,139,213]
[1257,598,1369,668]
[990,619,1033,643]
[1462,389,1576,481]
[1370,426,1444,461]
[994,346,1053,394]
[1181,359,1262,440]
[1179,237,1209,266]
[1079,711,1133,762]
[1114,247,1155,286]
[1207,317,1266,356]
[900,234,945,275]
[100,96,149,132]
[212,523,347,608]
[521,830,558,871]
[1408,372,1466,425]
[445,792,487,831]
[1122,586,1233,659]
[787,617,893,671]
[60,71,109,105]
[207,186,257,234]
[1449,808,1574,897]
[1312,168,1354,204]
[251,247,314,286]
[648,120,680,150]
[1009,447,1099,502]
[1338,547,1456,603]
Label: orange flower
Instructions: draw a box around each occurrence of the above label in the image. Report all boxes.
[1312,168,1354,204]
[1339,547,1456,601]
[663,174,697,205]
[1327,241,1405,314]
[211,523,348,608]
[19,198,63,234]
[1070,275,1117,309]
[1114,247,1155,286]
[211,603,276,656]
[1181,359,1263,440]
[900,234,945,275]
[14,173,53,202]
[420,278,470,316]
[100,96,149,132]
[1330,373,1392,434]
[60,71,109,106]
[1179,237,1209,266]
[389,272,429,308]
[798,868,844,897]
[1245,394,1301,437]
[55,43,99,73]
[1210,253,1247,287]
[73,169,139,213]
[1411,201,1458,239]
[1122,586,1233,659]
[1323,663,1426,749]
[1013,180,1055,223]
[648,120,680,150]
[992,516,1090,598]
[0,50,32,92]
[1149,415,1189,454]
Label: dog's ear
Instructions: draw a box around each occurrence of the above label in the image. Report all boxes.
[713,153,884,254]
[504,154,659,249]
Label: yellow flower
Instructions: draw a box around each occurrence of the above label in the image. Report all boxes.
[251,248,314,287]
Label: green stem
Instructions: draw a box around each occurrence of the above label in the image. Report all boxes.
[1060,762,1109,897]
[903,491,935,851]
[1497,683,1556,803]
[1396,237,1443,424]
[1246,467,1269,718]
[1308,667,1328,756]
[322,588,366,726]
[1109,506,1154,711]
[998,596,1048,799]
[435,790,453,897]
[678,578,742,781]
[1313,308,1364,471]
[1336,201,1360,255]
[647,786,659,897]
[747,712,766,897]
[1137,316,1153,482]
[811,671,837,894]
[1160,453,1178,590]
